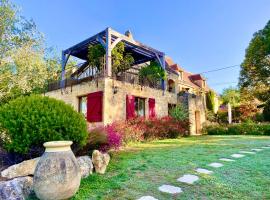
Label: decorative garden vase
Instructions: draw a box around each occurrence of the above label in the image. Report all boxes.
[33,141,81,200]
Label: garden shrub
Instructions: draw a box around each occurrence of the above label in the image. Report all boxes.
[113,119,144,144]
[142,117,189,140]
[205,123,270,136]
[0,95,88,155]
[169,104,189,121]
[100,124,122,152]
[204,125,228,135]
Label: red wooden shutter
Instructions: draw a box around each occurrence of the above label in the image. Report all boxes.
[126,95,135,119]
[86,91,103,122]
[149,98,156,118]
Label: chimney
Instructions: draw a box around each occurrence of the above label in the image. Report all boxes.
[125,30,133,40]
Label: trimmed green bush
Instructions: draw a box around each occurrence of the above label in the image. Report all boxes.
[0,95,88,154]
[205,123,270,136]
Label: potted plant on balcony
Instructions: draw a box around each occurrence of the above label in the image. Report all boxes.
[139,61,167,87]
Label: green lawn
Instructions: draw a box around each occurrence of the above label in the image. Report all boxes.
[30,135,270,200]
[72,135,270,200]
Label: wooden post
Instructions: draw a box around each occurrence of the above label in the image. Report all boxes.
[105,28,112,77]
[60,51,66,88]
[160,54,166,91]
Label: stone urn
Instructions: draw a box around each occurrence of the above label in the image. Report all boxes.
[33,141,81,200]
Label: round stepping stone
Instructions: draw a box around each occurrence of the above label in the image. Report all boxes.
[158,184,182,194]
[177,174,199,184]
[251,148,263,152]
[239,151,256,154]
[219,158,235,162]
[195,168,213,174]
[138,196,158,200]
[208,162,224,168]
[231,154,245,158]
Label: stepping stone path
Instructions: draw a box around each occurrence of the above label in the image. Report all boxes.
[139,144,268,198]
[195,168,213,174]
[138,196,158,200]
[219,158,235,162]
[158,185,182,194]
[239,151,256,154]
[208,162,224,168]
[177,174,199,184]
[231,154,245,158]
[251,148,263,152]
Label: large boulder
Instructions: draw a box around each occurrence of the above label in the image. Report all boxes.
[1,158,39,179]
[0,176,33,200]
[92,150,110,174]
[77,156,93,178]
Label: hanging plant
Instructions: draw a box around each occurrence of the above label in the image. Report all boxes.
[87,44,105,71]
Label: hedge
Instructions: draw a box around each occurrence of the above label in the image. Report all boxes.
[205,123,270,136]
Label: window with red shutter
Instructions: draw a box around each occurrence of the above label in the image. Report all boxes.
[86,91,103,122]
[149,98,156,118]
[126,95,135,119]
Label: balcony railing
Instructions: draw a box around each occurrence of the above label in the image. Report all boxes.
[46,71,162,92]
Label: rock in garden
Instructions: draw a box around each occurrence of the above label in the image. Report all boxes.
[77,156,93,178]
[92,150,110,174]
[177,174,199,184]
[138,196,158,200]
[0,176,33,200]
[1,158,39,179]
[158,184,182,194]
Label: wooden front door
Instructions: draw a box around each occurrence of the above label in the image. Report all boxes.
[195,111,201,134]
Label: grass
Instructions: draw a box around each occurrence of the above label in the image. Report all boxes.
[29,135,270,199]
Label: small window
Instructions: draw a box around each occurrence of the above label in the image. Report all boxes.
[168,79,175,93]
[135,97,145,117]
[78,96,87,117]
[168,103,176,116]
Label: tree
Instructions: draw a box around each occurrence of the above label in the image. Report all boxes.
[239,20,270,105]
[0,0,59,104]
[221,87,240,107]
[221,87,240,123]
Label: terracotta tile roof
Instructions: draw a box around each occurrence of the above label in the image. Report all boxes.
[165,56,211,91]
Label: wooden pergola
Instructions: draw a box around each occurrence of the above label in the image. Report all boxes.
[60,27,166,89]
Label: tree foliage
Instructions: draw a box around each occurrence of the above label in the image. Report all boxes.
[0,0,59,104]
[239,20,270,103]
[221,87,240,107]
[87,44,105,71]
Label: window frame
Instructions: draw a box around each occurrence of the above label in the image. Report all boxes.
[134,96,146,117]
[78,95,87,118]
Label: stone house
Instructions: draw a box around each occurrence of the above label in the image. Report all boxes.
[45,27,210,134]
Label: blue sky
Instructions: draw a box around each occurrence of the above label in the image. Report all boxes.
[14,0,270,93]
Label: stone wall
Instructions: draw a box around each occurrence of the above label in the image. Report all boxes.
[103,78,177,124]
[45,79,105,127]
[45,77,206,134]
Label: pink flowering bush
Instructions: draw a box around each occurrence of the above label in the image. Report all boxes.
[100,124,122,152]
